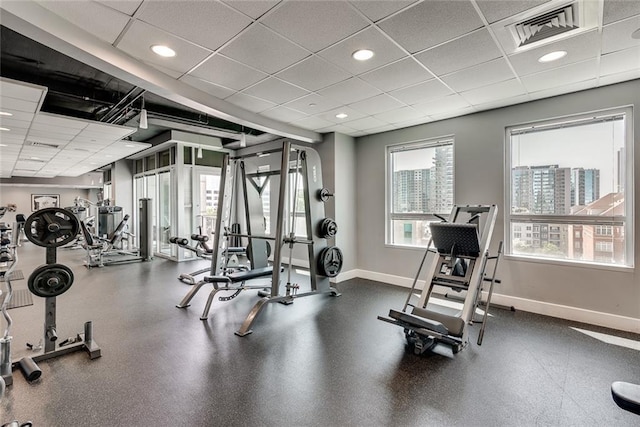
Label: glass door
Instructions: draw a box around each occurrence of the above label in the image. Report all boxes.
[158,170,173,256]
[194,169,220,242]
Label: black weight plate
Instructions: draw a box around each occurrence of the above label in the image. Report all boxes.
[28,264,74,298]
[24,208,80,248]
[317,188,332,202]
[318,246,343,278]
[319,218,338,238]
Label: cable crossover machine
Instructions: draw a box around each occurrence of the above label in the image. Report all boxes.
[177,140,343,336]
[378,205,502,357]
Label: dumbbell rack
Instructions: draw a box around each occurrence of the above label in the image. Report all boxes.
[5,208,101,386]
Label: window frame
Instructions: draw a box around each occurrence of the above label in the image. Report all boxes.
[504,106,634,269]
[385,136,455,248]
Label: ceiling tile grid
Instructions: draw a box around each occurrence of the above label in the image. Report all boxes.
[1,0,639,162]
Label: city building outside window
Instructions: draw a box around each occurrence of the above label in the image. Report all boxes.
[506,107,633,268]
[387,137,454,247]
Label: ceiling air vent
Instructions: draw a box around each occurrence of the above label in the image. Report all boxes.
[27,140,60,149]
[513,4,578,47]
[491,0,602,54]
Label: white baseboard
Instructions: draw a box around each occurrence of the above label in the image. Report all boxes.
[354,269,640,334]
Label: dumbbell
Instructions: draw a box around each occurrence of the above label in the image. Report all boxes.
[169,236,189,246]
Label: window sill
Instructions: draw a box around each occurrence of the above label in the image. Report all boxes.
[504,253,634,272]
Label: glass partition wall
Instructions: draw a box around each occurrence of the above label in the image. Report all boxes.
[132,144,226,261]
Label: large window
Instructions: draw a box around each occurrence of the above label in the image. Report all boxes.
[506,107,633,267]
[387,137,454,247]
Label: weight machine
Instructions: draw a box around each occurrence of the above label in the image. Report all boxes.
[177,140,342,334]
[378,205,501,356]
[1,208,100,390]
[79,199,153,267]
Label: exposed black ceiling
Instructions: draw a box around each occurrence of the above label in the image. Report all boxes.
[0,26,266,144]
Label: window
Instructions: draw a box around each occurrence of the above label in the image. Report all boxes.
[387,137,454,246]
[506,107,633,267]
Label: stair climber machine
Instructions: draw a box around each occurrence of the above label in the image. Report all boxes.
[378,205,502,357]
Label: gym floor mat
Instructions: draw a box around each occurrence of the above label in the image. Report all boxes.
[6,288,34,309]
[0,269,25,281]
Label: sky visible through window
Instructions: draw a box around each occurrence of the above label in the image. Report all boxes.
[511,119,624,195]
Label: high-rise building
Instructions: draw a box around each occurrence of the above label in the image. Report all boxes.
[393,169,430,212]
[512,165,571,214]
[571,168,600,206]
[429,146,453,214]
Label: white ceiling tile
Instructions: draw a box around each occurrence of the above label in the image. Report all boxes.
[440,58,516,92]
[0,79,47,103]
[242,78,310,104]
[226,93,277,113]
[317,106,367,124]
[0,98,39,113]
[317,78,382,104]
[475,0,551,24]
[431,106,475,121]
[261,106,308,123]
[350,1,417,22]
[289,116,335,131]
[221,24,310,74]
[40,0,131,44]
[27,129,75,141]
[318,27,407,75]
[600,46,640,76]
[0,109,36,122]
[283,94,344,115]
[602,15,640,54]
[145,62,185,79]
[342,116,389,131]
[603,0,640,25]
[521,59,599,92]
[360,58,433,92]
[598,69,640,86]
[460,78,527,105]
[179,75,236,99]
[473,94,531,112]
[528,79,598,101]
[188,55,267,91]
[261,1,369,52]
[348,94,405,115]
[415,29,502,76]
[222,1,280,19]
[138,1,251,51]
[0,117,31,131]
[116,20,212,74]
[276,56,351,91]
[388,79,453,105]
[96,0,142,16]
[316,124,359,135]
[373,106,425,124]
[83,123,135,138]
[508,30,600,76]
[378,1,483,53]
[34,113,89,129]
[411,94,472,115]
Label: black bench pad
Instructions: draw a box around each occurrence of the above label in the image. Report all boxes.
[389,309,449,336]
[204,266,274,284]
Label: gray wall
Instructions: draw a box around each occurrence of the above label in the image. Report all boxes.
[0,186,91,224]
[355,79,640,325]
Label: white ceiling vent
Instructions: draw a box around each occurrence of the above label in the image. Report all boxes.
[491,0,602,54]
[27,140,61,149]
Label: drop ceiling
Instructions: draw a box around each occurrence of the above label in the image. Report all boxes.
[1,0,639,179]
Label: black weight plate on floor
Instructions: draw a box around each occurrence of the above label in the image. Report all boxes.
[24,208,80,248]
[28,264,74,298]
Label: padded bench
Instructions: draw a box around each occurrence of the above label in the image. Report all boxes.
[204,266,275,284]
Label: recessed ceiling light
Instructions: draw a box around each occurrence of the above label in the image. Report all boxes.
[308,103,317,107]
[151,44,176,58]
[0,144,7,147]
[352,49,374,61]
[30,156,39,160]
[632,28,640,39]
[0,127,9,131]
[335,113,348,119]
[0,111,13,116]
[538,51,567,63]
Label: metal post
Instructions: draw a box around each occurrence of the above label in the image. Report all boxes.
[210,154,231,276]
[270,141,291,297]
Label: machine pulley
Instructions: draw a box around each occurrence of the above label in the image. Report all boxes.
[24,208,80,248]
[27,264,74,298]
[317,246,343,278]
